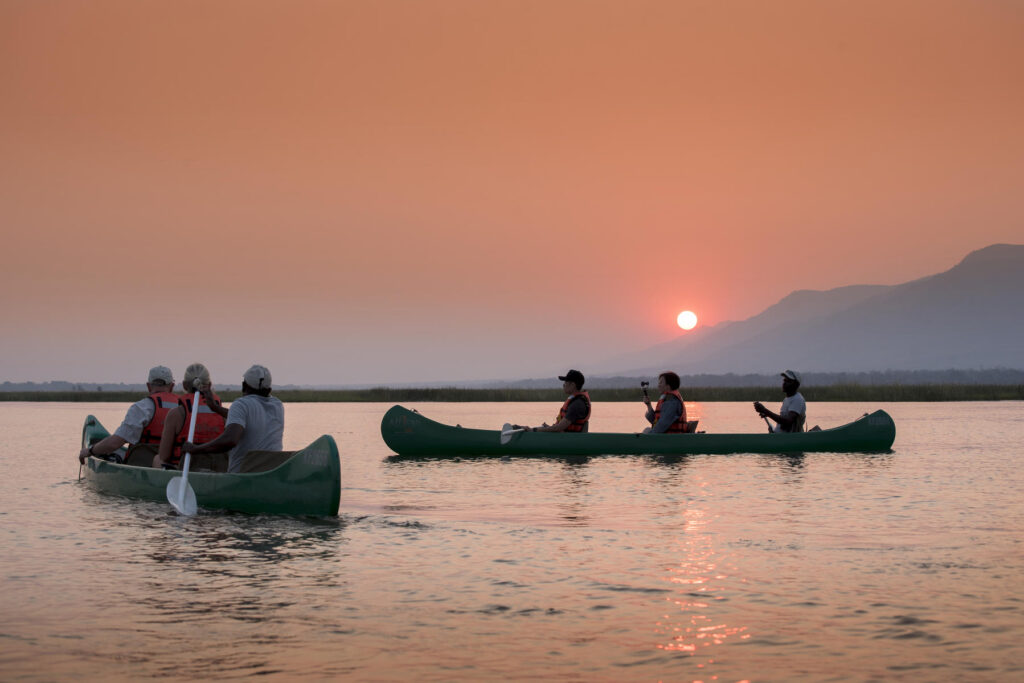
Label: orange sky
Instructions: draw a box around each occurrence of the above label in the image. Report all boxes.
[2,1,1022,384]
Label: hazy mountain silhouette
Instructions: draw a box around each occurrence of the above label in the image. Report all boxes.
[605,243,1024,376]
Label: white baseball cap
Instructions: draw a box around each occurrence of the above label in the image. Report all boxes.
[781,369,801,383]
[147,365,174,385]
[243,364,272,389]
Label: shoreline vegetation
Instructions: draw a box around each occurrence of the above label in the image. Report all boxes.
[2,385,1022,403]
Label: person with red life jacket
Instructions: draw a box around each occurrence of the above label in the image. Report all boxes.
[183,364,284,473]
[78,366,179,464]
[153,363,228,469]
[513,369,591,433]
[642,371,688,434]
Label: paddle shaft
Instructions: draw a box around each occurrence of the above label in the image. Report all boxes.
[177,390,201,509]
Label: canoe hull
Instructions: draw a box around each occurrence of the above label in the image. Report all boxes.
[380,405,896,457]
[81,416,340,516]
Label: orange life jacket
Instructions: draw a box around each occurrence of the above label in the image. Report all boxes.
[138,391,182,445]
[653,390,688,433]
[170,393,227,464]
[556,391,591,432]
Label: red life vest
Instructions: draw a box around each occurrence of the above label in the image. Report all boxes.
[556,391,591,432]
[171,393,227,465]
[138,391,182,445]
[653,390,688,433]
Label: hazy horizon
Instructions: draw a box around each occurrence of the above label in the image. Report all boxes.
[3,1,1022,385]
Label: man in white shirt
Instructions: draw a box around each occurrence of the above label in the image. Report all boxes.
[753,370,807,433]
[182,364,284,473]
[78,365,178,463]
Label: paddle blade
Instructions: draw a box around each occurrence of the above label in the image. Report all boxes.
[166,476,198,516]
[500,428,524,445]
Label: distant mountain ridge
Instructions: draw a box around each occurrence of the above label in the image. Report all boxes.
[602,243,1024,377]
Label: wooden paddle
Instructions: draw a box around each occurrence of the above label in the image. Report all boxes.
[166,390,200,516]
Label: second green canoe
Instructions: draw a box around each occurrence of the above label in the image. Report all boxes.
[380,405,896,457]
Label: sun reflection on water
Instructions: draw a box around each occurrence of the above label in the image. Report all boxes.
[654,498,749,671]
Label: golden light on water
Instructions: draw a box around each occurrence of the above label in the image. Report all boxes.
[677,311,698,330]
[654,501,750,671]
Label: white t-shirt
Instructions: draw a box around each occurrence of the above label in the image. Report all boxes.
[225,394,285,473]
[112,398,157,443]
[775,392,807,432]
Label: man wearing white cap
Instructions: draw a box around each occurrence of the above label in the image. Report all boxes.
[753,370,807,433]
[182,364,284,473]
[79,366,179,463]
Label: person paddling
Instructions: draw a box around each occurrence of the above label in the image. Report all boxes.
[514,369,591,433]
[78,366,178,464]
[642,372,689,433]
[153,363,228,469]
[753,370,807,433]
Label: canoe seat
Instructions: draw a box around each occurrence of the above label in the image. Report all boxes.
[124,444,158,467]
[239,451,297,473]
[122,445,232,471]
[190,452,230,472]
[685,420,699,433]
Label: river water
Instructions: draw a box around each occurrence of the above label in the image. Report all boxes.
[1,401,1022,681]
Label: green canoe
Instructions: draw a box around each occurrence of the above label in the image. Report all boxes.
[380,405,896,457]
[80,415,340,516]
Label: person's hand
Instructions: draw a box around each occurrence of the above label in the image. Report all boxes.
[181,441,195,455]
[201,387,220,410]
[753,401,765,416]
[78,447,91,464]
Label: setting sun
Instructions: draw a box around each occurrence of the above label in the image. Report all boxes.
[677,310,698,330]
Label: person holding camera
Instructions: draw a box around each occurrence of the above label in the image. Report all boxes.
[642,372,688,434]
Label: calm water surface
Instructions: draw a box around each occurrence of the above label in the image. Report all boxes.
[1,401,1022,681]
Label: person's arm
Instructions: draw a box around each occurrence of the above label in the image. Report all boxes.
[650,397,682,434]
[183,423,244,456]
[753,402,800,431]
[79,434,129,463]
[202,387,229,419]
[534,418,572,433]
[79,400,150,462]
[643,395,656,425]
[153,406,187,467]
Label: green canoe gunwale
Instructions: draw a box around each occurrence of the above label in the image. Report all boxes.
[380,405,896,457]
[80,415,341,516]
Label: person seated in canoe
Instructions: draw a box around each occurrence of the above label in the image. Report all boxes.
[180,364,284,473]
[514,369,591,433]
[641,371,689,433]
[152,362,229,469]
[78,365,180,463]
[753,369,807,433]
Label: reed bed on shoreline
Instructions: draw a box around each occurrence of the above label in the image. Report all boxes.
[3,384,1022,403]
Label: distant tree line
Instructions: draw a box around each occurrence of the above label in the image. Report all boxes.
[3,384,1022,402]
[3,367,1023,395]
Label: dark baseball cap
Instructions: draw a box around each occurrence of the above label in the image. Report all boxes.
[558,369,585,388]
